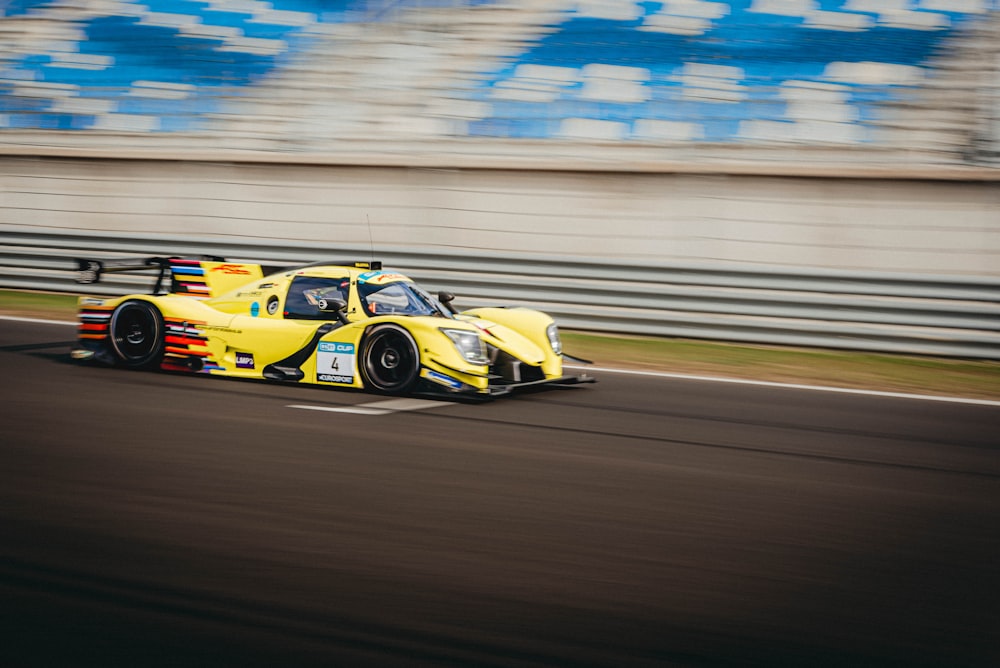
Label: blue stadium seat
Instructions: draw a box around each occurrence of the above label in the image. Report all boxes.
[2,0,492,131]
[466,1,998,143]
[0,0,53,18]
[0,0,994,140]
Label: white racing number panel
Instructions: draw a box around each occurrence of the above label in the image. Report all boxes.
[317,342,356,384]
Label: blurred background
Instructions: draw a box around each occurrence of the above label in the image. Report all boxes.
[2,0,999,157]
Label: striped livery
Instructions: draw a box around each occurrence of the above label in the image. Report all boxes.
[169,259,212,299]
[77,303,113,341]
[160,317,223,373]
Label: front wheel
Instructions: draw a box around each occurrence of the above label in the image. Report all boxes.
[109,300,164,369]
[360,324,420,395]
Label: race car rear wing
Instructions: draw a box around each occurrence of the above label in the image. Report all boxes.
[75,255,263,298]
[76,257,179,293]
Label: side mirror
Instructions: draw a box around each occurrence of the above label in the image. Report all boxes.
[438,290,456,313]
[317,297,349,324]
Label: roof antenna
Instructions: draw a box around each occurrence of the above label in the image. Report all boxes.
[366,214,375,265]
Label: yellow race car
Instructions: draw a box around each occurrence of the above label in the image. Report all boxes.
[72,256,593,397]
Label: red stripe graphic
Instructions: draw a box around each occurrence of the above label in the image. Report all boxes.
[165,346,210,357]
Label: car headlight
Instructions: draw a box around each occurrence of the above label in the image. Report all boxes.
[441,328,488,365]
[546,323,562,355]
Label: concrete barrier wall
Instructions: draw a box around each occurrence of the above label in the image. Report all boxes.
[2,156,998,277]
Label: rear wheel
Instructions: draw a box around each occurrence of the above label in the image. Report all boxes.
[109,300,164,369]
[360,324,419,395]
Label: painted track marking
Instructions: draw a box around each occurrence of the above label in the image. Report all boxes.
[0,315,76,326]
[566,365,1000,408]
[360,398,453,412]
[287,405,391,416]
[288,398,451,416]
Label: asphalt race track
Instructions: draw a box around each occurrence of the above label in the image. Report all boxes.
[2,319,998,667]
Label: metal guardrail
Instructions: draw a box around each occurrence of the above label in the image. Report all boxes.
[2,229,999,359]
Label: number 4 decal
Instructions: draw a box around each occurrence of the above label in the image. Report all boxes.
[316,341,355,384]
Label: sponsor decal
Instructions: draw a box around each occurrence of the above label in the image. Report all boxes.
[236,352,255,369]
[250,301,260,317]
[358,271,408,284]
[317,342,355,384]
[210,264,253,275]
[319,342,354,353]
[424,369,463,390]
[81,297,105,305]
[201,325,243,334]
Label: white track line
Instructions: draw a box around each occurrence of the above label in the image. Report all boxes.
[0,315,78,326]
[566,365,1000,408]
[287,404,391,416]
[360,398,451,412]
[288,398,449,416]
[2,316,995,408]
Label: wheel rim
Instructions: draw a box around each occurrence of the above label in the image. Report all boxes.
[111,303,160,364]
[364,328,417,392]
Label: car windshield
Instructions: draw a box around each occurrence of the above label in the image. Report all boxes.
[358,280,449,318]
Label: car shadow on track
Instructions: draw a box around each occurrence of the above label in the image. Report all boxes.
[0,341,78,360]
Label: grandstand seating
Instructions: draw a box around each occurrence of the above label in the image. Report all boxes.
[0,0,427,131]
[0,0,997,147]
[464,0,998,144]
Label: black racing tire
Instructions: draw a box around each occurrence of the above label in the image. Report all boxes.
[109,300,165,370]
[360,324,420,395]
